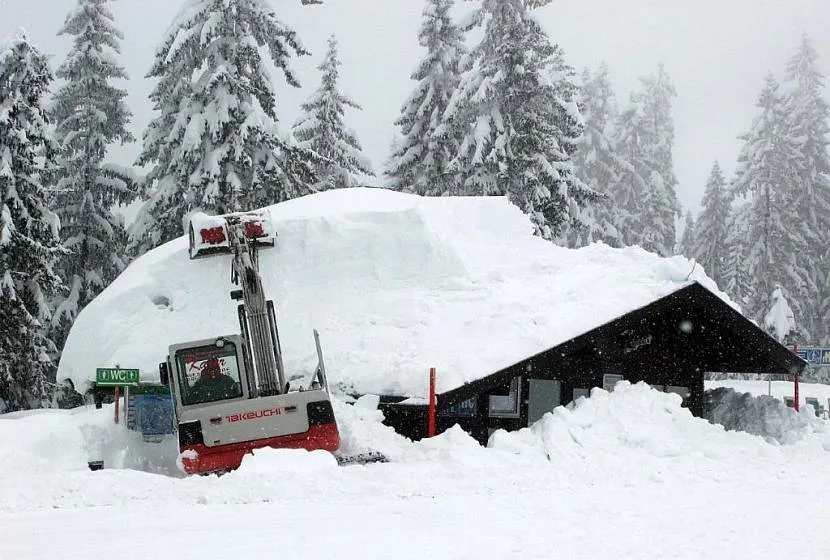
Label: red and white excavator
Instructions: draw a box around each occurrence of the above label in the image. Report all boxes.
[159,211,351,475]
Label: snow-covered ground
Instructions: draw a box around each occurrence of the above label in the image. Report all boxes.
[3,382,830,559]
[59,188,732,398]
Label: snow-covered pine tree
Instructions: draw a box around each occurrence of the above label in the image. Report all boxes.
[733,74,816,338]
[0,35,64,412]
[763,285,800,345]
[292,35,374,190]
[782,35,830,343]
[721,200,753,306]
[612,65,680,256]
[689,162,730,287]
[129,0,318,255]
[676,210,696,257]
[385,0,466,196]
[607,103,647,247]
[50,0,134,351]
[443,0,595,240]
[568,64,624,248]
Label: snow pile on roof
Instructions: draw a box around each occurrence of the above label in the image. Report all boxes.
[705,387,827,445]
[58,188,733,397]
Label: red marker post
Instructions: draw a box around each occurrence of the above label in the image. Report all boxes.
[793,344,800,412]
[428,367,436,437]
[114,386,120,424]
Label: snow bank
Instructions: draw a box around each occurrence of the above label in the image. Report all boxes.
[59,188,732,398]
[488,382,830,483]
[705,387,828,445]
[707,379,830,411]
[0,405,182,478]
[332,396,412,461]
[237,447,339,474]
[3,380,830,514]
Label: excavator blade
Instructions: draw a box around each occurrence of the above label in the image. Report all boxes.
[188,211,277,259]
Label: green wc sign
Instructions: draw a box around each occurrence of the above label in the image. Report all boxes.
[95,367,140,387]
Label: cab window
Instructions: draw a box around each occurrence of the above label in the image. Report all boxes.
[176,343,244,406]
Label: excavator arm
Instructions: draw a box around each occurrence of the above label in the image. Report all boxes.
[225,217,286,397]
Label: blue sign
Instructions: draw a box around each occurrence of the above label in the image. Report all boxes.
[795,347,830,366]
[438,397,477,418]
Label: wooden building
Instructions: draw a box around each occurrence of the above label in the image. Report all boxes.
[377,282,806,445]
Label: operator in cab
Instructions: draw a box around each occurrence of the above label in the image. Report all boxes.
[190,358,240,403]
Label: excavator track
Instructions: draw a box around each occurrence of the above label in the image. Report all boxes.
[334,451,389,466]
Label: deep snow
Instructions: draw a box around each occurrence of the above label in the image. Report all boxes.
[2,382,830,559]
[11,189,830,559]
[58,188,733,398]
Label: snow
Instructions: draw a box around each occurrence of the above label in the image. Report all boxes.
[706,386,825,444]
[708,378,830,411]
[764,286,797,342]
[58,188,732,398]
[2,382,830,559]
[32,188,830,557]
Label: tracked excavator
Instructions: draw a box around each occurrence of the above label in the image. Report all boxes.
[159,211,381,474]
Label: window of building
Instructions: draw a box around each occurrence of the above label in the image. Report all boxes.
[573,387,590,401]
[489,377,521,418]
[665,386,690,399]
[602,373,624,392]
[805,397,821,416]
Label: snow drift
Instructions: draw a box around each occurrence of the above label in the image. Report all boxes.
[59,188,733,397]
[2,380,828,514]
[488,382,830,482]
[705,386,827,445]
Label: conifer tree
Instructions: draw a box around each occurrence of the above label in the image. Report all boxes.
[443,0,595,240]
[783,35,830,343]
[607,104,647,247]
[292,35,374,190]
[677,210,696,257]
[722,200,753,306]
[130,0,317,255]
[569,65,624,248]
[612,65,680,256]
[50,0,134,350]
[385,0,465,196]
[689,162,730,287]
[0,36,64,412]
[733,75,815,338]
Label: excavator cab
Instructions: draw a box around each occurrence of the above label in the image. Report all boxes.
[160,333,339,475]
[159,212,341,475]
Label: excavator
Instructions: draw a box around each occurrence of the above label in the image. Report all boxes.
[159,211,379,474]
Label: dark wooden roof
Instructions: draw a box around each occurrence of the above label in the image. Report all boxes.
[434,282,807,410]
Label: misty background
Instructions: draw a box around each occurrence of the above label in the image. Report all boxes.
[1,0,828,216]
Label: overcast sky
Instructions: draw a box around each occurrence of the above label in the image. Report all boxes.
[1,0,829,217]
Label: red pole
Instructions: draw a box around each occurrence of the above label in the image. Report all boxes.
[114,386,120,424]
[793,344,800,412]
[428,367,436,437]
